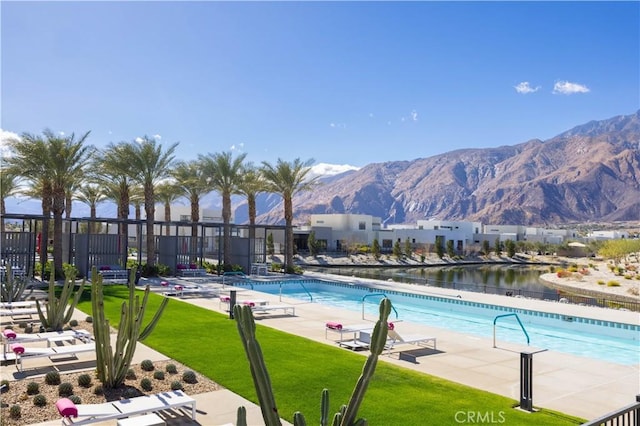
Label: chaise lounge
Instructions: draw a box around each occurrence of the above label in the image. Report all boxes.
[56,390,196,425]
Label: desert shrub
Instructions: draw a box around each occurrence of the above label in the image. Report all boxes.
[153,370,165,380]
[78,374,92,388]
[69,319,78,327]
[141,359,155,371]
[165,363,178,374]
[125,368,137,380]
[63,326,72,331]
[26,382,40,395]
[182,370,197,384]
[69,395,82,405]
[123,388,138,399]
[93,384,104,396]
[18,321,28,329]
[9,404,21,419]
[58,382,74,397]
[140,378,153,391]
[85,316,93,323]
[33,394,47,407]
[556,269,572,278]
[607,280,621,287]
[568,264,578,272]
[597,280,606,285]
[170,381,183,391]
[45,371,61,385]
[624,274,632,280]
[1,379,10,391]
[24,325,33,333]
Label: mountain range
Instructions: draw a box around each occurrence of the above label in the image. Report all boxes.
[6,111,639,227]
[246,110,640,226]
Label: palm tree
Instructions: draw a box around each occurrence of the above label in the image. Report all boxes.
[199,152,247,270]
[75,184,106,234]
[5,133,52,268]
[45,129,93,278]
[172,160,210,257]
[155,182,182,235]
[123,137,178,267]
[260,158,319,272]
[0,166,19,234]
[130,185,145,221]
[237,164,267,262]
[97,143,133,229]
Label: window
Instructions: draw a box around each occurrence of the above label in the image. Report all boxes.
[359,221,366,230]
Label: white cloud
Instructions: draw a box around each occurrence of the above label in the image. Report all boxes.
[58,131,65,136]
[0,129,20,159]
[514,82,541,94]
[153,134,162,140]
[309,163,360,178]
[329,123,347,129]
[552,80,590,95]
[135,137,144,143]
[411,110,418,121]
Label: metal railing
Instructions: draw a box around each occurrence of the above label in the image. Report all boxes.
[493,313,530,347]
[361,293,399,320]
[279,281,313,302]
[581,395,640,426]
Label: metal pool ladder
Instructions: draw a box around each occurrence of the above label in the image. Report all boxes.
[493,313,530,347]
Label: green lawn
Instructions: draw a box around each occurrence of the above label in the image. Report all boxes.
[77,287,584,425]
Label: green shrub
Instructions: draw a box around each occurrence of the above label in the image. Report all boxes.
[170,380,183,391]
[33,394,47,407]
[78,374,92,388]
[153,370,165,380]
[140,378,153,391]
[123,388,138,399]
[26,382,40,395]
[141,359,155,371]
[93,384,104,395]
[182,370,197,384]
[45,371,61,385]
[24,325,34,333]
[18,321,28,329]
[69,319,78,327]
[1,379,10,391]
[125,368,137,380]
[85,316,93,323]
[624,274,632,280]
[597,280,606,285]
[165,363,178,374]
[607,280,621,287]
[69,395,82,405]
[58,382,74,397]
[9,404,21,419]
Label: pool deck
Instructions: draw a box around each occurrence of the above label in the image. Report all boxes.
[189,271,639,422]
[10,272,640,425]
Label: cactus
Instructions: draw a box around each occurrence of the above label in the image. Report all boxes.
[36,268,85,331]
[91,267,169,388]
[1,264,33,302]
[234,298,392,426]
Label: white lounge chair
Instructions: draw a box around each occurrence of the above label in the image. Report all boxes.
[57,390,196,425]
[386,329,437,353]
[250,304,295,316]
[2,329,92,356]
[5,342,96,372]
[325,322,375,350]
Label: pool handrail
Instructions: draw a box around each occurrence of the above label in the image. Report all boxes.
[493,313,530,347]
[279,281,313,302]
[361,293,399,319]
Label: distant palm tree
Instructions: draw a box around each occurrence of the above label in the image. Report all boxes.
[260,158,319,272]
[200,152,247,270]
[75,184,106,234]
[172,160,210,257]
[96,143,133,231]
[0,166,19,234]
[130,185,145,221]
[155,182,182,235]
[123,137,178,267]
[237,164,267,262]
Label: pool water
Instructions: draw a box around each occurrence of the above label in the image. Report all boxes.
[235,279,640,366]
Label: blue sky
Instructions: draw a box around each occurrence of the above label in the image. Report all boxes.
[1,1,639,169]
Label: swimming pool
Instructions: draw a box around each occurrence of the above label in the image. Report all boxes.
[234,279,640,366]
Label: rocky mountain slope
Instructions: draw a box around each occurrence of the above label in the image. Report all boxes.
[248,110,640,226]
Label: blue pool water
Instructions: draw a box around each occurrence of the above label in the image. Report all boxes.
[234,279,640,366]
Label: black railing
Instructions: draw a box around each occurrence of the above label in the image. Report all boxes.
[581,395,640,426]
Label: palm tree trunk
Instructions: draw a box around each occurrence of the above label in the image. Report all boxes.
[222,192,232,269]
[52,185,66,278]
[284,195,293,272]
[144,184,155,266]
[164,202,171,236]
[190,195,199,264]
[40,182,53,274]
